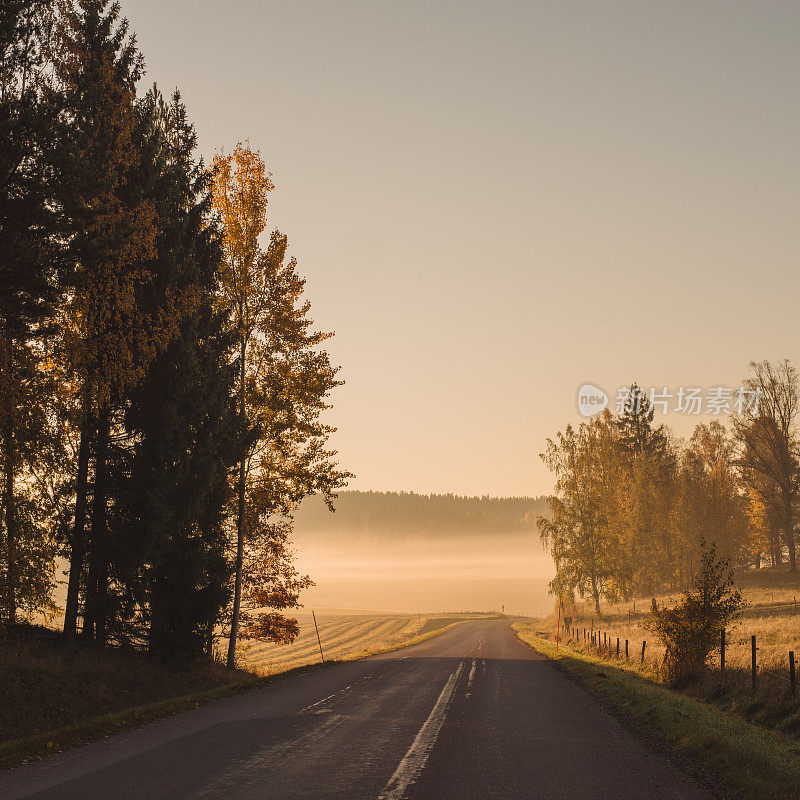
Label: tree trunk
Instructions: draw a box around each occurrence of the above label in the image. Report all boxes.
[85,405,111,642]
[786,495,797,572]
[64,401,93,643]
[205,617,215,657]
[590,573,601,615]
[227,336,247,669]
[3,419,16,626]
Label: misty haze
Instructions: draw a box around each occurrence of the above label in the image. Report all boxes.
[3,2,800,799]
[290,492,554,616]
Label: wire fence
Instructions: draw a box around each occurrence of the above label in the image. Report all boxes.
[560,623,799,697]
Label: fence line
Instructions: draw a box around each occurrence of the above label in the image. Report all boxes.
[561,624,798,697]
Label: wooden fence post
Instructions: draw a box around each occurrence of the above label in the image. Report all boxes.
[616,637,619,657]
[790,651,796,698]
[720,628,725,675]
[641,641,646,665]
[312,610,325,664]
[751,635,757,691]
[625,639,629,660]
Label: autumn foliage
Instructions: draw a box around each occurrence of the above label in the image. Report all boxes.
[541,366,800,620]
[210,142,349,664]
[0,2,349,661]
[647,541,744,685]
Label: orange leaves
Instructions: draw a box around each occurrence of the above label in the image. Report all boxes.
[212,139,348,655]
[210,142,274,324]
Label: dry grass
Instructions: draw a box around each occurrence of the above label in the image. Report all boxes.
[0,624,260,767]
[555,573,800,679]
[239,612,487,674]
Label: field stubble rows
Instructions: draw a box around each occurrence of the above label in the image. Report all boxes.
[238,612,484,673]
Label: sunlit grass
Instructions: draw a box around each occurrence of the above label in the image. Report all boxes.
[238,612,491,674]
[554,580,800,676]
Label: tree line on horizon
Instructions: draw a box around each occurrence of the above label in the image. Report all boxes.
[291,491,549,537]
[0,1,348,662]
[539,360,800,614]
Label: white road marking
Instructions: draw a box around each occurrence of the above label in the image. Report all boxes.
[301,688,351,713]
[300,675,372,713]
[378,661,464,800]
[465,659,477,698]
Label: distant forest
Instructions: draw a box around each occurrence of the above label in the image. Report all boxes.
[293,492,550,537]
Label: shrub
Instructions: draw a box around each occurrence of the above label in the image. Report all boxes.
[647,540,744,686]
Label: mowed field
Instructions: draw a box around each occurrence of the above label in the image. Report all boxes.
[239,612,491,674]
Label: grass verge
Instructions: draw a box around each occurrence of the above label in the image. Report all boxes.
[514,623,800,800]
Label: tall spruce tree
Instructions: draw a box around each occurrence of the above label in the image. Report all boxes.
[56,0,163,643]
[0,1,62,624]
[119,90,244,657]
[614,385,678,594]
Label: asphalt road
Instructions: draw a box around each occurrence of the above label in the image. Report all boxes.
[0,620,715,800]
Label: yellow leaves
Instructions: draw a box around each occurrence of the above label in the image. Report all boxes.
[210,142,274,310]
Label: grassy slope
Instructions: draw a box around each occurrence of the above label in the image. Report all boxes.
[515,623,800,800]
[572,580,800,674]
[1,615,479,770]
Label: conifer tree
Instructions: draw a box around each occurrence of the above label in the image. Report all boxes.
[56,0,165,642]
[0,1,62,624]
[119,90,244,657]
[614,384,678,594]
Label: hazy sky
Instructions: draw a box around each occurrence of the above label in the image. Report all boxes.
[124,0,800,496]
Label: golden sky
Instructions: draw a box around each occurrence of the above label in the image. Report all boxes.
[126,0,800,496]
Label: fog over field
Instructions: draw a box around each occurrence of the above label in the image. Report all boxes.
[290,492,555,616]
